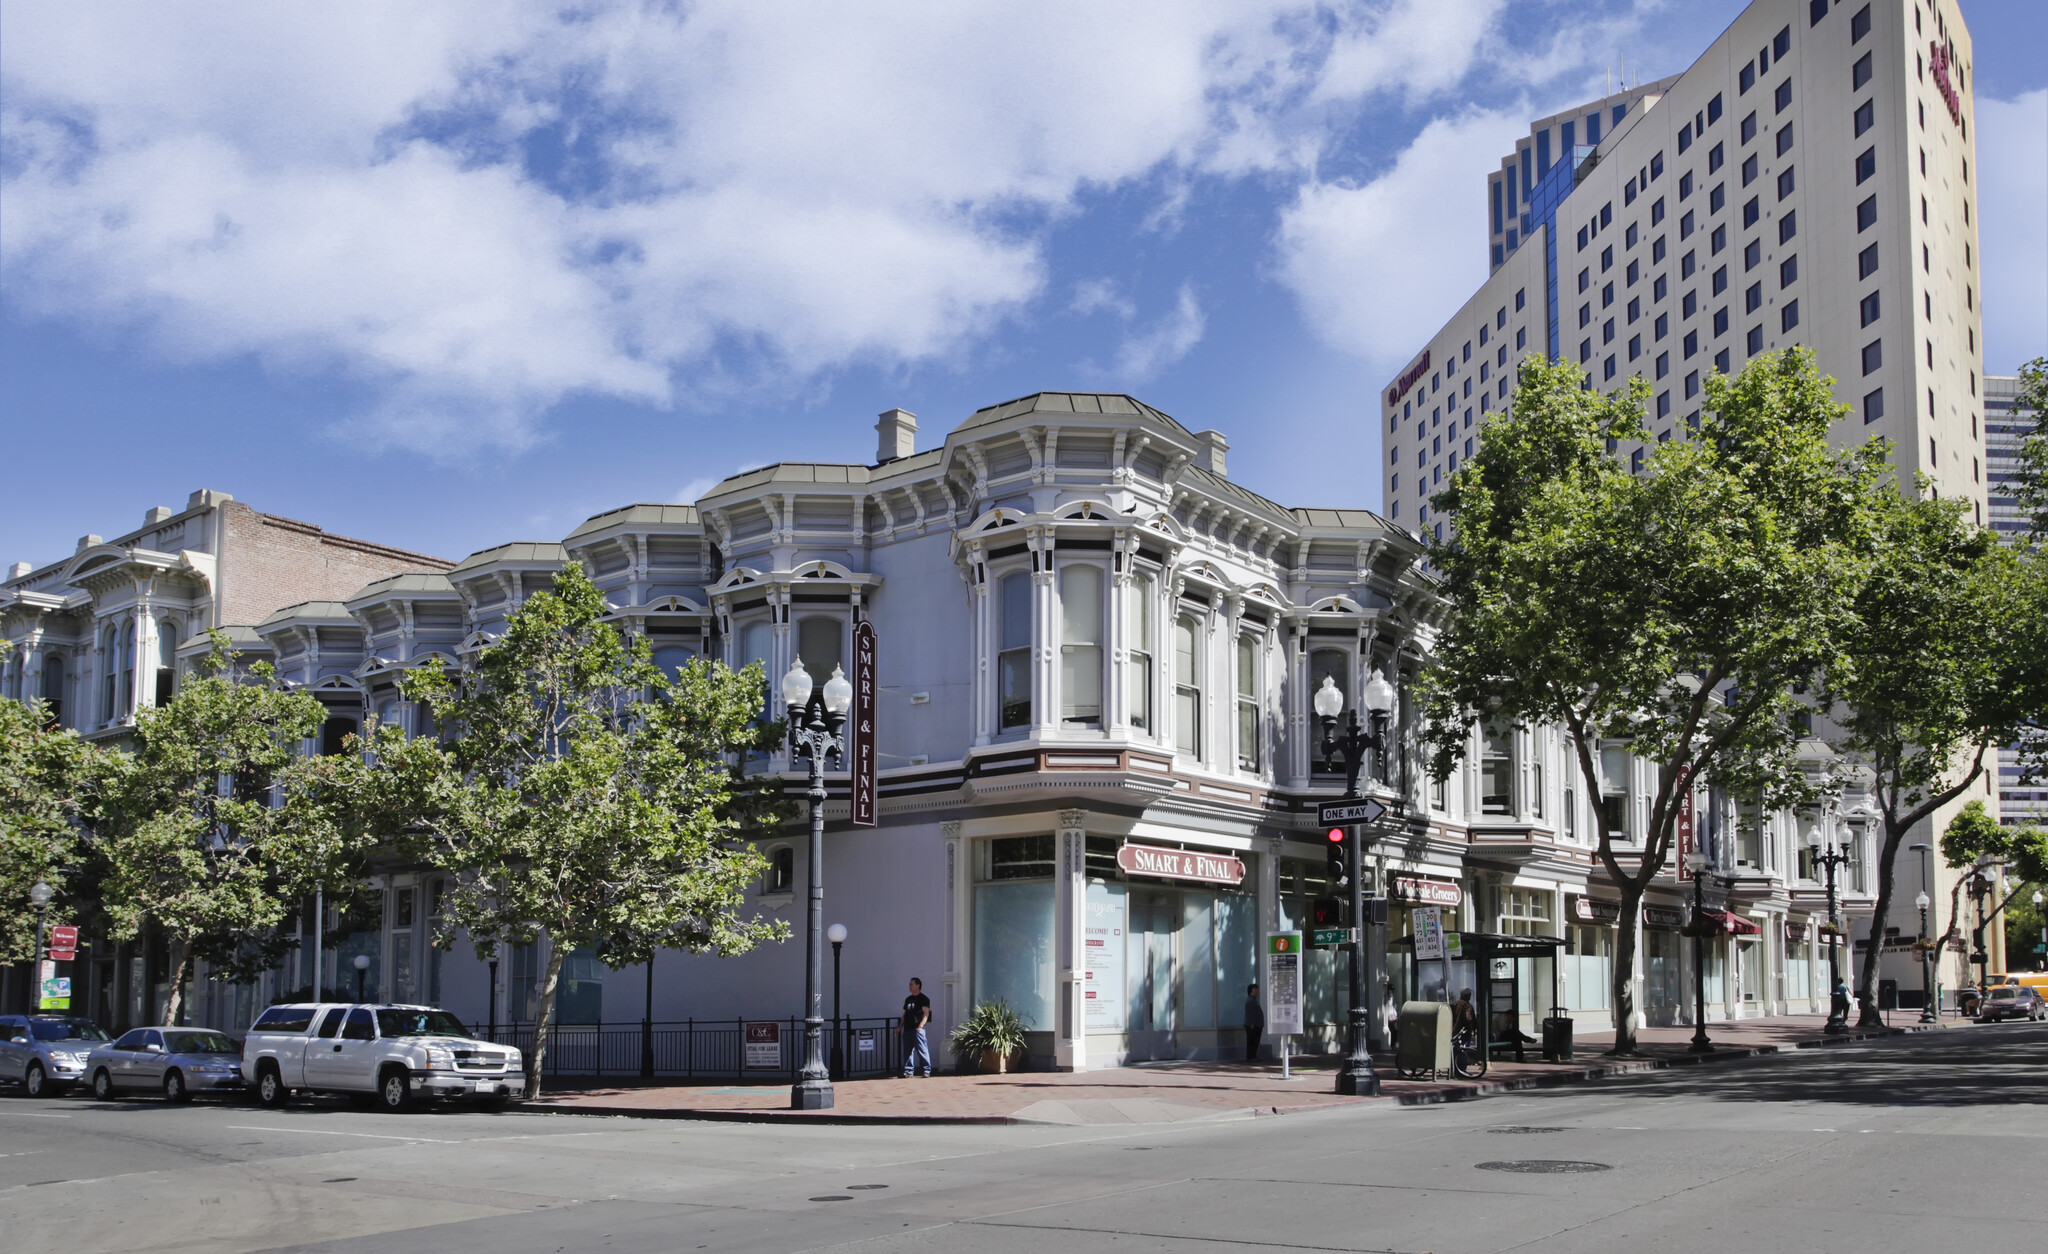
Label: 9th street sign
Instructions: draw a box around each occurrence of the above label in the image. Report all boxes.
[1317,798,1387,827]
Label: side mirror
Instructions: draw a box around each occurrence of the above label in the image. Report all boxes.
[145,1043,164,1053]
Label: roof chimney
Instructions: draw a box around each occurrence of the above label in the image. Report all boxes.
[8,562,30,581]
[186,488,234,511]
[144,505,175,526]
[876,408,918,463]
[1193,430,1229,478]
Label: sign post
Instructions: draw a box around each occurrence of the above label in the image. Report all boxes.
[1267,932,1303,1079]
[851,620,877,827]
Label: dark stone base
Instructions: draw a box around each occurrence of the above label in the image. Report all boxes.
[790,1079,835,1110]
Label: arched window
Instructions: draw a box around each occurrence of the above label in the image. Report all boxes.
[1059,565,1102,726]
[1235,635,1260,771]
[154,619,179,707]
[765,846,795,895]
[1173,615,1201,757]
[796,616,842,687]
[997,571,1032,730]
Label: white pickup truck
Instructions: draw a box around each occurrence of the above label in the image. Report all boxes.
[241,1003,522,1111]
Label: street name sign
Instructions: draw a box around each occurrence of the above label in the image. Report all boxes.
[1311,927,1359,947]
[1316,798,1388,827]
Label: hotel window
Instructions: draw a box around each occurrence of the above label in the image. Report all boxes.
[1682,250,1696,278]
[1603,318,1615,344]
[1859,290,1880,326]
[1743,196,1760,227]
[1657,389,1671,415]
[1602,281,1615,308]
[1744,239,1762,271]
[1777,167,1795,200]
[1651,153,1664,180]
[1627,296,1640,324]
[1858,242,1878,278]
[1715,348,1730,373]
[1652,236,1666,263]
[1579,303,1591,328]
[1861,339,1882,375]
[1863,388,1883,423]
[1780,255,1798,288]
[1708,143,1724,174]
[1627,260,1640,286]
[1714,307,1730,336]
[997,571,1032,730]
[1631,447,1645,472]
[1741,154,1759,186]
[1653,274,1667,301]
[1851,4,1870,40]
[1601,245,1613,272]
[1746,325,1764,355]
[1656,346,1669,376]
[1853,52,1872,91]
[1128,574,1155,733]
[1679,171,1693,200]
[1058,565,1103,727]
[1235,636,1261,772]
[1854,99,1874,138]
[1777,123,1795,157]
[1713,265,1728,295]
[1778,211,1797,243]
[1579,268,1591,293]
[1740,62,1756,95]
[1711,224,1726,255]
[1626,223,1639,249]
[1680,210,1695,239]
[1709,183,1725,213]
[1773,24,1789,59]
[1855,147,1875,183]
[1774,80,1793,114]
[1781,300,1800,333]
[1173,615,1201,757]
[1604,355,1617,381]
[1811,0,1828,22]
[1679,123,1693,154]
[1741,113,1758,145]
[1746,283,1763,314]
[1480,728,1512,815]
[1682,290,1698,318]
[1684,330,1699,357]
[1685,369,1699,398]
[1516,326,1526,349]
[1707,93,1723,124]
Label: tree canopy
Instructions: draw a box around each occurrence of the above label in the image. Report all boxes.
[0,643,102,965]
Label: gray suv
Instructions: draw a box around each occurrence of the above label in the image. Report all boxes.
[0,1014,112,1097]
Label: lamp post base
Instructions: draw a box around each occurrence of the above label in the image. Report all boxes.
[1335,1062,1381,1096]
[790,1077,835,1110]
[1687,1030,1714,1054]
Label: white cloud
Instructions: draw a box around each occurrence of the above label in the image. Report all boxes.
[1112,283,1207,380]
[1071,279,1137,320]
[674,476,721,504]
[0,1,1521,454]
[1274,107,1527,373]
[1977,91,2047,375]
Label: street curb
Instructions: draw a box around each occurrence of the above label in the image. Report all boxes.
[521,1023,1938,1125]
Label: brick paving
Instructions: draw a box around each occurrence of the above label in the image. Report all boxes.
[527,1011,1976,1124]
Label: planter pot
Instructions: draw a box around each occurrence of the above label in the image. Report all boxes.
[979,1047,1020,1074]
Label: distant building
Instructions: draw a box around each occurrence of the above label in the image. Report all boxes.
[1986,372,2045,830]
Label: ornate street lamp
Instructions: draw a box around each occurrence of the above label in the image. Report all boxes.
[1967,868,1994,997]
[1685,850,1714,1054]
[784,657,853,1110]
[1806,805,1852,1035]
[352,953,371,1002]
[1313,668,1397,1098]
[29,881,53,1009]
[1914,890,1936,1024]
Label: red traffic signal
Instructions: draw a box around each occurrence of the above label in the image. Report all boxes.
[1327,827,1346,843]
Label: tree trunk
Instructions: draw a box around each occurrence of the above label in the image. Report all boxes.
[523,945,566,1100]
[1854,824,1903,1027]
[162,941,192,1027]
[1608,880,1646,1055]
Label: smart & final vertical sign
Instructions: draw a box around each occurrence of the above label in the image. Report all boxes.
[852,620,877,827]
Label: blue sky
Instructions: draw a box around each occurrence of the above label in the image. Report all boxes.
[4,1,2044,571]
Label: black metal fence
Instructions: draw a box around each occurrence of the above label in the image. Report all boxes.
[472,1016,913,1080]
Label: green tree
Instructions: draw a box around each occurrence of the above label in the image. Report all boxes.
[1421,350,1888,1053]
[1937,801,2048,971]
[0,643,103,965]
[390,562,786,1097]
[2006,356,2048,540]
[1820,487,2038,1022]
[93,635,341,1023]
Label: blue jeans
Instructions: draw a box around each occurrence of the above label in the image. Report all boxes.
[902,1027,931,1076]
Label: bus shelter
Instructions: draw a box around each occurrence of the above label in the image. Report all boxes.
[1391,931,1568,1062]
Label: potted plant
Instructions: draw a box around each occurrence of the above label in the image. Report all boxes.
[949,999,1030,1074]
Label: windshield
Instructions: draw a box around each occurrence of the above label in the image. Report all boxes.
[164,1031,240,1055]
[374,1009,472,1039]
[30,1019,110,1042]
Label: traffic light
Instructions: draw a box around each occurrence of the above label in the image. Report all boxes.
[1311,895,1344,928]
[1326,826,1350,889]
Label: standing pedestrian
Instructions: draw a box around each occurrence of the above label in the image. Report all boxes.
[900,977,933,1077]
[1243,982,1264,1062]
[1382,980,1400,1049]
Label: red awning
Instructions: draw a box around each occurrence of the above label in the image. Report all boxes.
[1704,909,1762,936]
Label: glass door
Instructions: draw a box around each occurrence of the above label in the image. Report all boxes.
[1126,892,1179,1060]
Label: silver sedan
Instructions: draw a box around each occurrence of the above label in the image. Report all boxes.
[85,1028,247,1102]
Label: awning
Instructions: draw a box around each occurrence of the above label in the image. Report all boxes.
[1703,908,1762,936]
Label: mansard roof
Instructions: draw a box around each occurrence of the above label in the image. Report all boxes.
[347,572,457,604]
[259,600,355,627]
[954,391,1180,434]
[564,503,700,541]
[448,542,569,574]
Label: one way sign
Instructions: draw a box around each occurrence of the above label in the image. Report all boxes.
[1317,797,1388,827]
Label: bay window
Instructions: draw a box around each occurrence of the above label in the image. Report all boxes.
[1480,727,1512,814]
[1235,635,1260,771]
[796,616,843,687]
[1060,565,1103,726]
[1127,572,1155,732]
[998,571,1032,730]
[1173,615,1201,756]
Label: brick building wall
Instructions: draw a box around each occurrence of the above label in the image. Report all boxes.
[218,502,451,627]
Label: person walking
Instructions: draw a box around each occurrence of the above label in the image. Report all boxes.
[900,977,933,1077]
[1243,982,1265,1063]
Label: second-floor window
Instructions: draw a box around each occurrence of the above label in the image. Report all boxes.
[1308,647,1348,776]
[1600,747,1630,837]
[1060,565,1102,727]
[1173,615,1201,756]
[1480,728,1512,815]
[998,571,1032,730]
[1235,635,1260,771]
[797,616,842,686]
[1127,573,1155,733]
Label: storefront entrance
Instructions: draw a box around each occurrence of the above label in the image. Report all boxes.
[1126,891,1179,1060]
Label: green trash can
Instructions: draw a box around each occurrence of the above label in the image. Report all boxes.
[1395,1002,1453,1079]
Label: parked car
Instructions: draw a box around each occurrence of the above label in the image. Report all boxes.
[85,1028,246,1102]
[1976,985,2047,1023]
[0,1014,112,1097]
[241,1003,522,1111]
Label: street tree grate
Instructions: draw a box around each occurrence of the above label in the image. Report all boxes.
[1476,1160,1612,1173]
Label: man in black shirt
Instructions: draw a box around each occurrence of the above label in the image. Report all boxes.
[1243,983,1264,1063]
[900,978,933,1077]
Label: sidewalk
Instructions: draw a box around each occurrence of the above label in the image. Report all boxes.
[527,1012,1970,1125]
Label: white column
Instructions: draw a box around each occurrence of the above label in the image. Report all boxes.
[942,822,964,1044]
[1054,809,1088,1071]
[1033,537,1057,737]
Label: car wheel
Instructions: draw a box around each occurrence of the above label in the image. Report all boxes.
[163,1069,190,1104]
[24,1062,48,1098]
[254,1065,289,1109]
[377,1068,412,1113]
[92,1069,117,1102]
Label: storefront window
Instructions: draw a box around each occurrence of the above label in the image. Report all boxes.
[1501,888,1549,936]
[975,879,1056,1032]
[1739,938,1764,1004]
[1785,937,1811,1001]
[1565,923,1613,1010]
[1646,929,1682,1009]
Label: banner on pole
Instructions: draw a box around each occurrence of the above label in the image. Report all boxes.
[852,620,877,827]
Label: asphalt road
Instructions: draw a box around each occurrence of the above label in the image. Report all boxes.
[4,1021,2044,1254]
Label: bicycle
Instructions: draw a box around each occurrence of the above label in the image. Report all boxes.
[1451,1026,1488,1080]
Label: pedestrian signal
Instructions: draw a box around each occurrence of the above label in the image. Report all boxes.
[1310,895,1344,928]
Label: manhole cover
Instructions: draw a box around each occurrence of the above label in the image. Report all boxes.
[809,1195,854,1202]
[1476,1160,1611,1174]
[845,1185,888,1190]
[1487,1126,1568,1134]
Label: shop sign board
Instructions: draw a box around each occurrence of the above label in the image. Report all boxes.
[1413,906,1446,960]
[743,1021,780,1069]
[1083,882,1126,1030]
[1266,932,1303,1035]
[1116,842,1246,886]
[1390,876,1463,906]
[1572,897,1622,924]
[1316,798,1387,827]
[1676,792,1696,881]
[1643,906,1687,929]
[851,620,877,827]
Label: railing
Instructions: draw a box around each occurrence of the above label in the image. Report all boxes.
[472,1016,912,1080]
